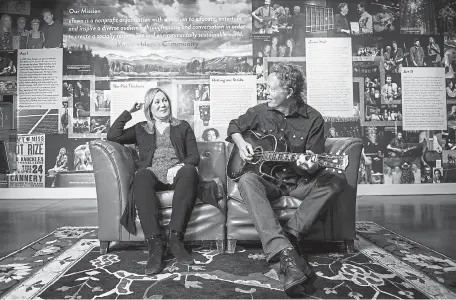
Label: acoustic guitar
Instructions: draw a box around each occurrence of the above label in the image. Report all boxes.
[253,15,276,30]
[227,131,349,182]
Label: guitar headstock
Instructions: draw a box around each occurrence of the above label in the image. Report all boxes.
[316,154,349,171]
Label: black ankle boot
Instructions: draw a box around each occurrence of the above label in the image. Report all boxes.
[280,247,312,298]
[168,230,194,264]
[145,235,164,275]
[285,231,306,260]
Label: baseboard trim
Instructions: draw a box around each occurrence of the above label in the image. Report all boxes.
[0,183,455,199]
[0,188,97,199]
[357,183,456,195]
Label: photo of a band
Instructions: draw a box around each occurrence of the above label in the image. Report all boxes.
[251,0,309,56]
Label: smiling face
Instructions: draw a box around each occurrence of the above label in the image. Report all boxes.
[150,91,170,121]
[207,130,217,141]
[17,18,26,30]
[265,73,289,109]
[43,11,54,25]
[357,4,364,13]
[3,15,12,29]
[31,22,39,31]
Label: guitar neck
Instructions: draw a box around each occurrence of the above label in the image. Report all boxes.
[261,151,348,170]
[262,151,302,162]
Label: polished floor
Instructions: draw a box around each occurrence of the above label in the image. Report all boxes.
[0,195,455,259]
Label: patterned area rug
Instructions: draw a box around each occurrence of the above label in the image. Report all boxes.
[0,222,455,299]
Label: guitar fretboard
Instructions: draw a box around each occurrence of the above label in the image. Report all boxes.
[262,151,306,162]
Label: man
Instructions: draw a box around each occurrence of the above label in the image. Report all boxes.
[41,8,63,48]
[252,0,276,34]
[410,38,425,67]
[427,36,441,67]
[13,17,28,49]
[381,75,399,103]
[373,5,395,33]
[291,6,305,46]
[226,63,347,297]
[391,41,404,73]
[357,3,373,34]
[334,3,350,37]
[384,46,393,70]
[387,131,405,157]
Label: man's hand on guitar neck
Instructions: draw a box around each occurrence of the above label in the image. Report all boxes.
[297,150,319,174]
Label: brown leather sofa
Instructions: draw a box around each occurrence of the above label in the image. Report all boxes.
[89,140,227,254]
[225,138,363,254]
[90,137,362,255]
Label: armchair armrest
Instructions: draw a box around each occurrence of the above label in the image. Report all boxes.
[325,137,363,240]
[196,142,227,212]
[89,140,137,241]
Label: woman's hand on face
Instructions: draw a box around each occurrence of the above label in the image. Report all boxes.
[129,102,143,114]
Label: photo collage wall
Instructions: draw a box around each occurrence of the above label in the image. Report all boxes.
[0,0,455,188]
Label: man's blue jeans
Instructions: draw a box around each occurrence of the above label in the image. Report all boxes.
[238,170,347,262]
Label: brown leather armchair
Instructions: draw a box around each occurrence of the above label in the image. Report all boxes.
[225,137,363,254]
[89,140,227,254]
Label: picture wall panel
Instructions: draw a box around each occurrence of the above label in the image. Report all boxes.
[0,0,455,194]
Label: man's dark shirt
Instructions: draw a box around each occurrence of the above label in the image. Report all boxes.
[42,21,63,48]
[334,13,350,36]
[226,96,325,190]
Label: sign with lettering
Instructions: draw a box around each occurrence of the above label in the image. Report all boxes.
[8,134,45,188]
[0,1,31,15]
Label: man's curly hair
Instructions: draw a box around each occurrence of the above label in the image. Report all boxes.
[269,62,306,97]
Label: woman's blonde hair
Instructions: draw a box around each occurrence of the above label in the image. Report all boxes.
[0,14,12,35]
[143,87,179,133]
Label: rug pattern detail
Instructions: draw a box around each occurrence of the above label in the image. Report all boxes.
[0,223,455,299]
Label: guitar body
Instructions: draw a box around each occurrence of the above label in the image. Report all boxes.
[253,16,275,30]
[384,59,395,71]
[227,131,287,181]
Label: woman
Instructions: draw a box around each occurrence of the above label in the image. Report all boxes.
[201,128,219,142]
[48,147,68,187]
[0,14,13,50]
[26,19,45,49]
[270,36,278,57]
[285,38,295,57]
[48,147,68,176]
[107,87,200,275]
